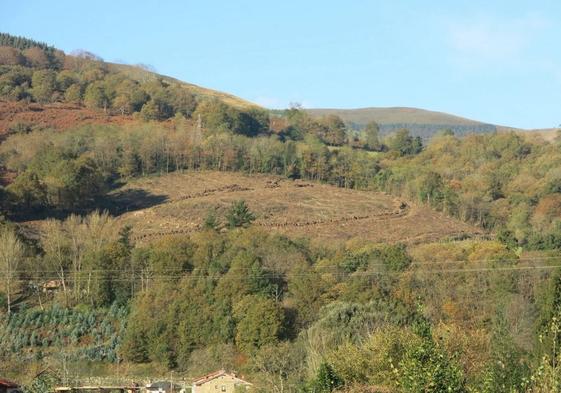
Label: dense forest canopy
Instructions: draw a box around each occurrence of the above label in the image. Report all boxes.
[0,33,57,53]
[1,32,561,392]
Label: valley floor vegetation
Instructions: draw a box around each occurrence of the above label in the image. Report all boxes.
[1,214,561,392]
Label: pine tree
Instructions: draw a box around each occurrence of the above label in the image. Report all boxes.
[203,208,220,230]
[226,200,256,228]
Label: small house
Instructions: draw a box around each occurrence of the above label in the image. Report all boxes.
[192,370,251,393]
[145,381,183,393]
[0,379,21,393]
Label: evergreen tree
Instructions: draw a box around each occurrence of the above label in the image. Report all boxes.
[226,200,256,228]
[119,327,149,363]
[203,208,220,231]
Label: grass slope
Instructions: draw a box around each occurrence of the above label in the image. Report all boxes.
[306,107,486,126]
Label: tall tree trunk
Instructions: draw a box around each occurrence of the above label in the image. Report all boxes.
[6,279,11,314]
[60,267,68,306]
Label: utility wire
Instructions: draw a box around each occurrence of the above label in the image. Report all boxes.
[2,254,561,275]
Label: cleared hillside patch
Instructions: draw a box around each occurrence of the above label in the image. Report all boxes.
[112,171,483,244]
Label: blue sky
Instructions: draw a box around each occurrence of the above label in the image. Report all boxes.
[2,0,560,129]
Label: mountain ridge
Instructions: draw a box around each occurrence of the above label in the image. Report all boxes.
[304,106,498,139]
[305,106,488,126]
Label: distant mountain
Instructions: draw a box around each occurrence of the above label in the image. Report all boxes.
[305,107,497,139]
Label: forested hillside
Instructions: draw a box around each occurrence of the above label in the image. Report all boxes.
[1,33,561,393]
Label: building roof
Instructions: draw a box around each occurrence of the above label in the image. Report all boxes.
[146,381,181,390]
[0,379,19,388]
[192,370,252,386]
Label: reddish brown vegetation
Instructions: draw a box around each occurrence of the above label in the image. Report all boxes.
[0,100,135,137]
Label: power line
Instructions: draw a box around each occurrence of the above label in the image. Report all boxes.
[5,264,561,282]
[2,254,561,274]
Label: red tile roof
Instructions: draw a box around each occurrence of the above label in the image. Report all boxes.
[192,369,227,385]
[192,370,251,386]
[0,378,19,388]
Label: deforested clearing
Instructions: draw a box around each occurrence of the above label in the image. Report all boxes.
[113,171,482,244]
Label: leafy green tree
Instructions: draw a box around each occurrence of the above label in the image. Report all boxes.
[216,251,279,304]
[84,81,108,110]
[233,295,283,353]
[418,171,445,207]
[364,121,382,150]
[536,269,561,360]
[0,46,25,65]
[380,243,412,272]
[129,86,150,112]
[23,47,51,68]
[113,93,133,115]
[528,312,561,392]
[140,99,160,120]
[0,226,24,313]
[31,69,56,103]
[287,265,328,329]
[236,108,270,137]
[497,228,518,250]
[193,99,237,133]
[307,362,343,392]
[479,310,529,393]
[226,200,256,228]
[168,85,197,117]
[396,317,466,393]
[7,170,46,210]
[0,66,33,100]
[47,155,107,209]
[63,83,82,104]
[55,70,78,90]
[24,370,61,393]
[81,63,107,82]
[387,129,423,156]
[319,115,347,146]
